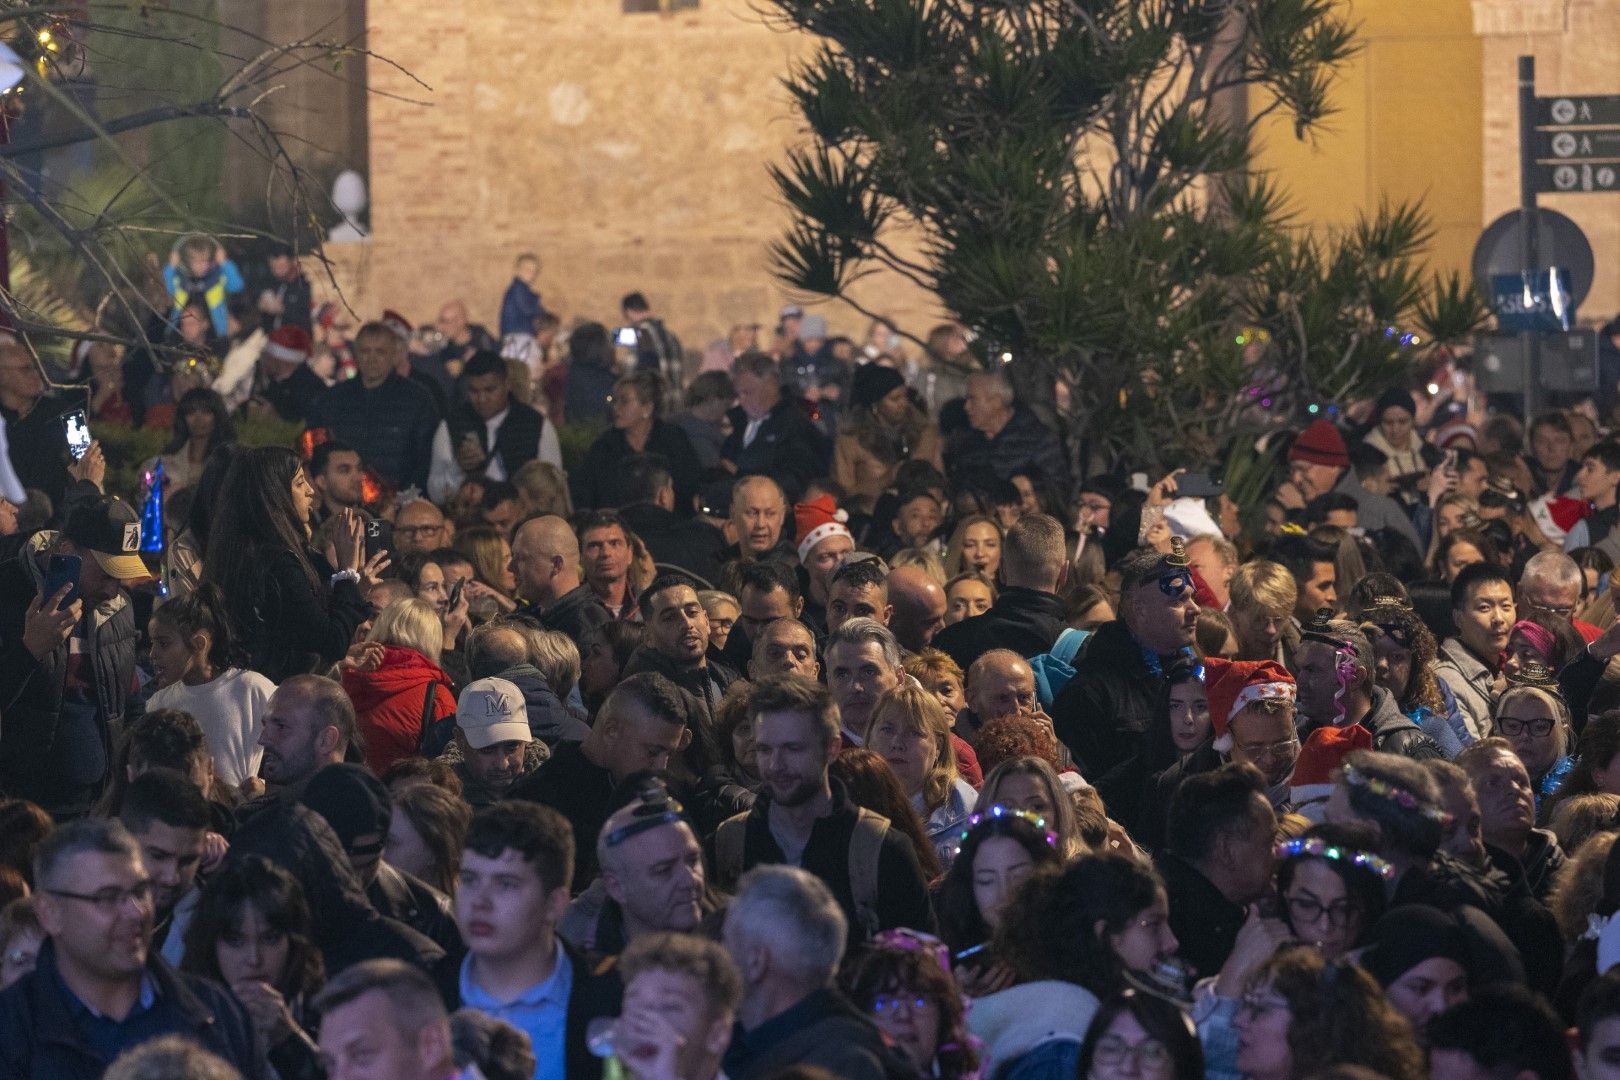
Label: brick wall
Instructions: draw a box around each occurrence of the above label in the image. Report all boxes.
[321,0,942,350]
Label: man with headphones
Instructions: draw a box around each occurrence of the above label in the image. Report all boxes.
[1294,612,1443,761]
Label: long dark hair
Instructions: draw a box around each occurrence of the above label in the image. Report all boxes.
[1275,822,1388,948]
[181,855,324,999]
[1142,660,1207,774]
[829,749,944,883]
[203,445,319,602]
[1078,991,1206,1080]
[935,810,1062,954]
[996,855,1165,995]
[187,444,241,554]
[163,387,235,456]
[150,582,244,673]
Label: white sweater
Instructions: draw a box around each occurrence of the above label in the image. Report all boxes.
[146,668,275,788]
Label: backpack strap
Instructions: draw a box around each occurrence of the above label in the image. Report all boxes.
[416,679,443,757]
[848,807,889,941]
[714,811,749,892]
[1049,627,1088,666]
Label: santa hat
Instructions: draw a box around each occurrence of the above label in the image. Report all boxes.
[1203,658,1296,754]
[380,309,413,343]
[1530,494,1591,547]
[1190,567,1220,611]
[264,324,312,364]
[1288,419,1350,469]
[794,495,852,563]
[1289,723,1374,820]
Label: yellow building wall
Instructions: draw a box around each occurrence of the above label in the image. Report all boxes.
[1252,0,1484,280]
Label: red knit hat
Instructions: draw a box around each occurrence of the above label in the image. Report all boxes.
[1203,657,1296,753]
[264,324,312,364]
[794,495,852,563]
[1288,419,1350,469]
[1289,723,1374,819]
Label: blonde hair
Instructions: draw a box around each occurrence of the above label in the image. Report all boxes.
[1550,829,1618,942]
[455,526,513,597]
[512,460,573,518]
[698,590,739,619]
[367,598,445,664]
[902,648,964,690]
[944,515,1002,578]
[528,629,581,702]
[978,756,1084,859]
[890,547,946,585]
[863,684,959,811]
[1491,685,1573,760]
[1230,558,1297,616]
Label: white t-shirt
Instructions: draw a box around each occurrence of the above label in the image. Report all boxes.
[146,668,275,788]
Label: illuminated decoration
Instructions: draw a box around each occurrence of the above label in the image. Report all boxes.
[1341,762,1449,823]
[1275,836,1395,880]
[140,461,163,554]
[958,803,1057,848]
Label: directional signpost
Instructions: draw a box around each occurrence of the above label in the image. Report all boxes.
[1510,62,1620,415]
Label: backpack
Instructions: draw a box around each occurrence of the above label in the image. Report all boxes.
[417,679,455,759]
[714,806,889,940]
[1029,628,1089,710]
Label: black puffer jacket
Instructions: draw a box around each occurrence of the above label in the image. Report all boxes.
[0,531,137,817]
[1302,687,1443,762]
[1053,620,1167,778]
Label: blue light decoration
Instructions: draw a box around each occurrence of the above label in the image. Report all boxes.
[140,461,164,554]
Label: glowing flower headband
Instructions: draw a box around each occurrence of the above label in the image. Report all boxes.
[1341,763,1449,823]
[960,803,1058,848]
[1275,837,1395,881]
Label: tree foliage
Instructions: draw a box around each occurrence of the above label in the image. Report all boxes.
[767,0,1490,470]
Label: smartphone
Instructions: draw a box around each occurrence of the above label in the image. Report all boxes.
[615,326,639,348]
[42,553,81,610]
[1176,472,1225,499]
[364,520,392,561]
[447,577,466,610]
[62,409,91,462]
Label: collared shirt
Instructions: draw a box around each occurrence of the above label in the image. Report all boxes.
[61,966,162,1065]
[459,941,572,1080]
[742,416,765,447]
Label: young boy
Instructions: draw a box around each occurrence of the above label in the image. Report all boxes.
[164,234,243,338]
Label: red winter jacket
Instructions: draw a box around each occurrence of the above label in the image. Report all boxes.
[341,645,456,775]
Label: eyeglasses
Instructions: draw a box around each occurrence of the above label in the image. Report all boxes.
[45,879,155,915]
[1235,738,1299,762]
[872,994,929,1014]
[1285,894,1359,927]
[1094,1034,1171,1070]
[1495,716,1556,738]
[1527,602,1576,618]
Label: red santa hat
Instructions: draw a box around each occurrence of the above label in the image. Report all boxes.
[1190,567,1219,611]
[1289,723,1374,820]
[794,495,852,563]
[379,309,413,343]
[264,324,312,365]
[1203,657,1296,754]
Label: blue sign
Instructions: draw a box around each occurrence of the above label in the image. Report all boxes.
[1490,268,1575,333]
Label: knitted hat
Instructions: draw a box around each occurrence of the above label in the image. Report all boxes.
[851,362,906,410]
[798,314,828,341]
[1373,386,1416,422]
[380,309,413,343]
[300,763,391,850]
[264,324,312,364]
[1202,658,1296,753]
[1433,418,1478,450]
[794,495,852,563]
[1288,419,1350,469]
[1288,723,1373,818]
[1360,904,1524,989]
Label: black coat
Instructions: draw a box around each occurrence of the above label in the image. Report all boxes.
[1053,620,1169,779]
[1,391,82,505]
[0,939,264,1080]
[944,404,1072,496]
[509,740,619,890]
[720,398,828,503]
[305,372,440,491]
[723,988,918,1080]
[0,535,137,817]
[226,548,370,684]
[1159,853,1246,982]
[619,502,726,585]
[369,862,462,956]
[539,582,613,649]
[931,586,1067,674]
[572,420,703,516]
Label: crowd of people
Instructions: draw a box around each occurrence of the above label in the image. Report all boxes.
[3,241,1620,1080]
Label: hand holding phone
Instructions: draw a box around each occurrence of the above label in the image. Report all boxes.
[62,410,91,462]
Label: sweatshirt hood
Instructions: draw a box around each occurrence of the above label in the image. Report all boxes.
[967,980,1099,1070]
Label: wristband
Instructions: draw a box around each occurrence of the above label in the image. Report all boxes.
[330,569,360,587]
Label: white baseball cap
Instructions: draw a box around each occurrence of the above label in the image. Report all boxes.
[455,677,532,750]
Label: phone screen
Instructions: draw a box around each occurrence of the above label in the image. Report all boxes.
[616,326,639,348]
[63,410,91,461]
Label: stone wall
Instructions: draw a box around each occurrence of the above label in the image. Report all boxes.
[333,0,941,349]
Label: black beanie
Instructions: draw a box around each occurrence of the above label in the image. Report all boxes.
[851,362,906,411]
[300,763,392,848]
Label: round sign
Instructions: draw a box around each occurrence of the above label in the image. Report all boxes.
[1552,98,1578,124]
[1555,165,1579,190]
[1471,207,1596,308]
[1601,167,1617,188]
[1553,132,1579,157]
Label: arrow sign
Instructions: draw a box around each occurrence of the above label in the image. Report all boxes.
[1532,161,1620,194]
[1536,95,1620,127]
[1535,129,1620,160]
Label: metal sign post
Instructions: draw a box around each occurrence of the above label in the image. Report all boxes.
[1519,56,1540,418]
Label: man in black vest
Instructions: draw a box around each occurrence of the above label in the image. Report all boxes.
[427,350,561,504]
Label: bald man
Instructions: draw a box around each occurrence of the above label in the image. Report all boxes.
[887,566,947,653]
[960,649,1040,743]
[393,498,453,555]
[468,622,590,747]
[509,514,611,642]
[414,297,495,399]
[721,476,798,574]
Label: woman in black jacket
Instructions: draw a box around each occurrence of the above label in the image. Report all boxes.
[203,445,384,681]
[571,369,702,513]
